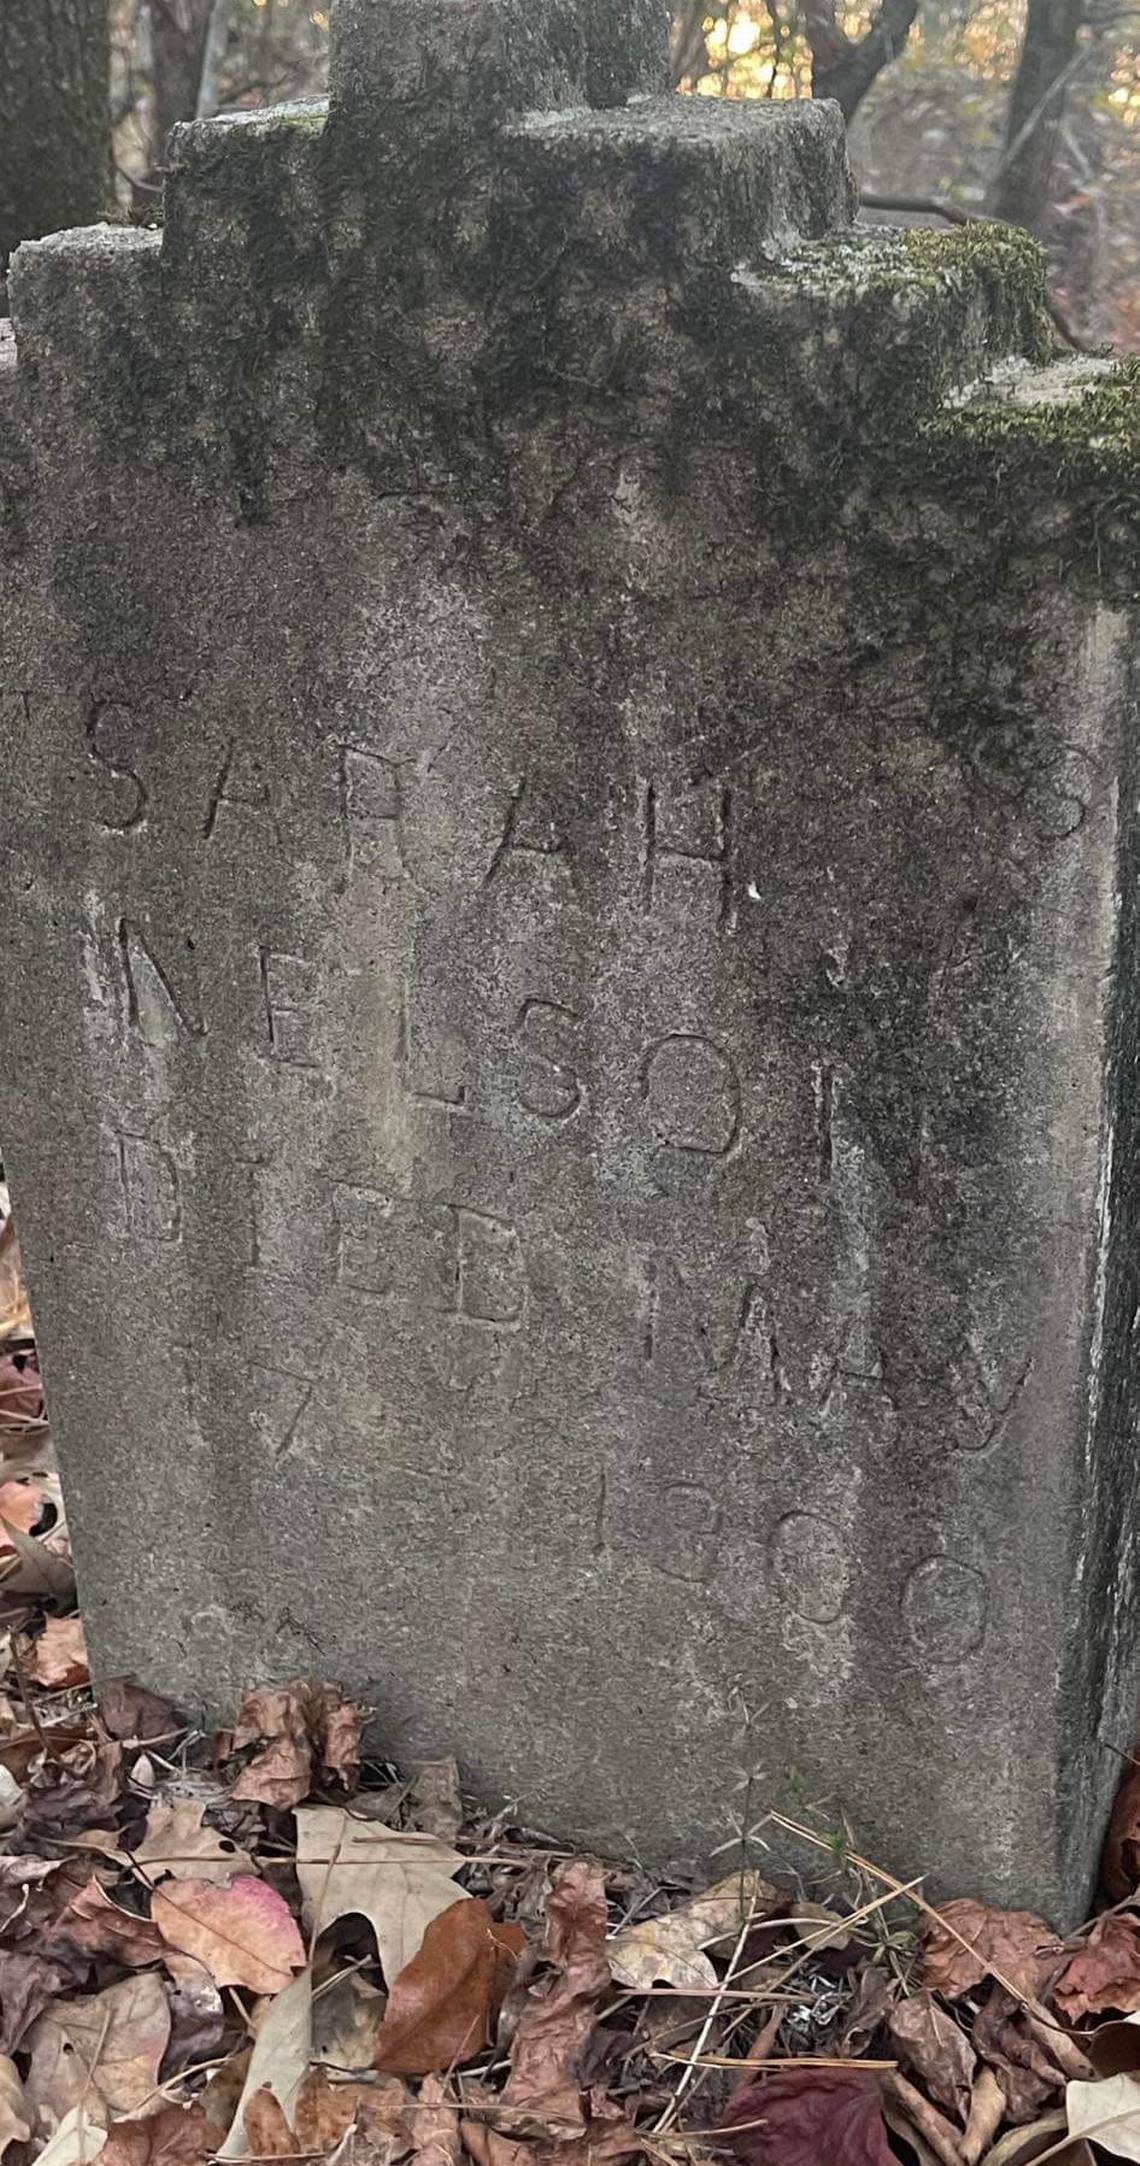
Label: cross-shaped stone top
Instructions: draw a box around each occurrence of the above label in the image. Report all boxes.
[329,0,671,130]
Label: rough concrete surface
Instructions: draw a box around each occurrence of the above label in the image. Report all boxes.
[1,0,1138,1923]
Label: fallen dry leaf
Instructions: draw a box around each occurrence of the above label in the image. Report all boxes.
[974,1986,1063,2122]
[0,2055,30,2157]
[97,1681,179,1745]
[228,1682,366,1809]
[979,2115,1093,2164]
[295,1808,470,1985]
[407,2073,461,2166]
[374,1896,525,2075]
[1067,2065,1140,2159]
[921,1899,1064,2003]
[216,1967,311,2162]
[242,2090,294,2157]
[0,1197,32,1346]
[0,1482,44,1551]
[1104,1762,1140,1905]
[0,1950,73,2053]
[26,1615,90,1691]
[133,1799,253,1887]
[98,2103,213,2166]
[25,1971,171,2123]
[294,2068,410,2157]
[46,1878,165,1969]
[163,1954,226,2075]
[608,1870,780,1993]
[20,1734,123,1841]
[152,1874,305,1996]
[501,1857,612,2140]
[723,2068,896,2165]
[312,1969,386,2069]
[0,1354,42,1433]
[0,1517,75,1602]
[1055,1913,1140,2021]
[888,1988,976,2123]
[410,1762,463,1844]
[33,2106,109,2166]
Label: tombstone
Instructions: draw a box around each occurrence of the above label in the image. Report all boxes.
[1,0,1138,1924]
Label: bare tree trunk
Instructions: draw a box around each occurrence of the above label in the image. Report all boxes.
[148,0,212,166]
[196,0,237,118]
[670,0,711,85]
[800,0,920,120]
[0,0,111,278]
[989,0,1085,230]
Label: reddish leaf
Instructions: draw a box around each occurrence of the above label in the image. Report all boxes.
[921,1898,1064,2002]
[1054,1911,1140,2020]
[98,2103,213,2166]
[1103,1757,1140,1904]
[374,1896,525,2075]
[501,1858,612,2139]
[151,1873,306,1994]
[722,2069,896,2166]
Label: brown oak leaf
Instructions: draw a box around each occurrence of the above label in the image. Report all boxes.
[921,1899,1064,2003]
[887,1989,975,2122]
[1054,1911,1140,2021]
[374,1896,525,2075]
[98,2104,213,2166]
[501,1859,612,2139]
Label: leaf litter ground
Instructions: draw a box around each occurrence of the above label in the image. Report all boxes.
[5,1195,1140,2164]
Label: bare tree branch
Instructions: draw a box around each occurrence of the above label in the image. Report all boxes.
[799,0,920,119]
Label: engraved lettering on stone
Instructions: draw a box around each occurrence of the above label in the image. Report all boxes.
[903,1556,988,1663]
[642,779,733,929]
[204,740,280,842]
[259,948,320,1068]
[945,1339,1032,1455]
[640,1032,741,1157]
[401,988,467,1110]
[640,1253,775,1386]
[439,1206,526,1328]
[736,1281,792,1403]
[813,1059,835,1183]
[341,745,407,875]
[118,917,205,1047]
[772,1511,848,1624]
[333,1181,396,1296]
[247,1361,317,1463]
[484,774,574,889]
[86,699,147,831]
[116,1133,182,1245]
[515,997,586,1120]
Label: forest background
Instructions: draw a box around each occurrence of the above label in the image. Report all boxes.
[2,0,1140,354]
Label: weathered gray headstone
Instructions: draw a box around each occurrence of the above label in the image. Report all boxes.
[1,0,1138,1922]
